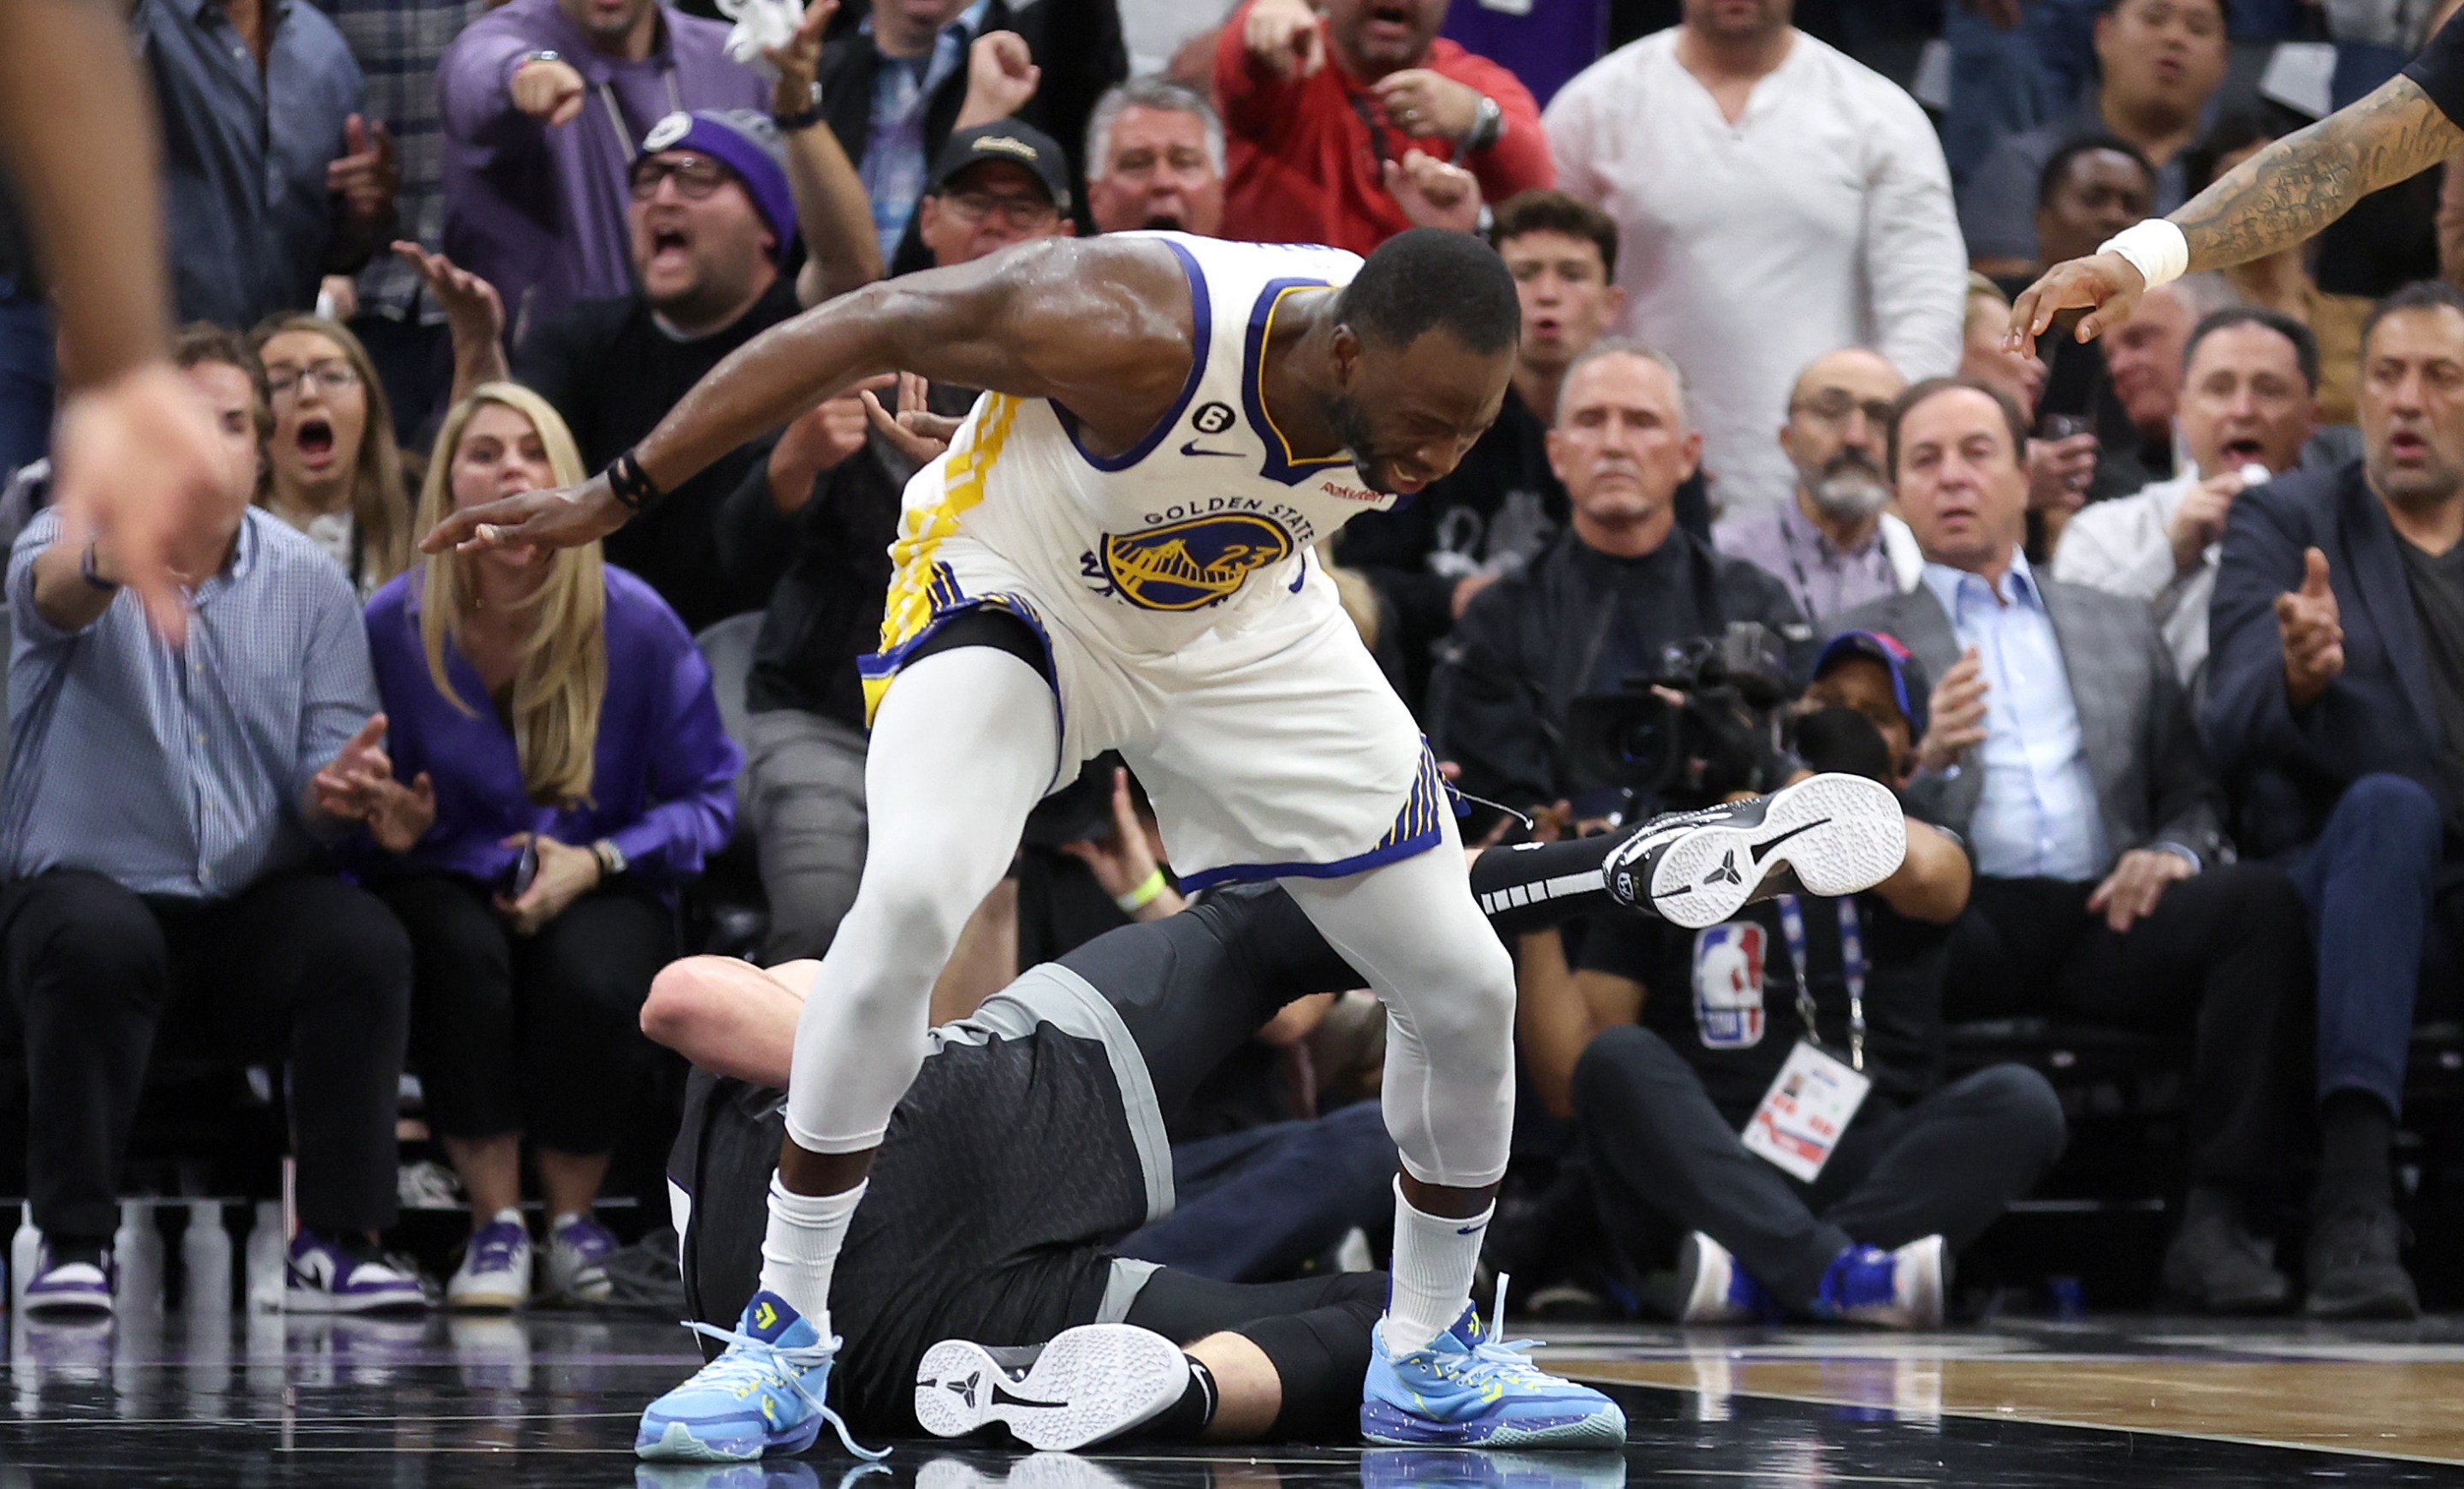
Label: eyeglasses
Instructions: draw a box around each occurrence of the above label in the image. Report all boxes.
[266,360,360,401]
[938,189,1059,228]
[628,153,733,201]
[1791,391,1898,430]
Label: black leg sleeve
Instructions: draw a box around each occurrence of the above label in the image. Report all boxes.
[1122,1267,1387,1443]
[1573,1023,1851,1309]
[1820,1064,2069,1253]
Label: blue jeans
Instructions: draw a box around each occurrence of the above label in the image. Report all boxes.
[1117,1100,1397,1284]
[2289,773,2445,1116]
[0,290,54,478]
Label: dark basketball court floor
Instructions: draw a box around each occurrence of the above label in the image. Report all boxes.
[5,1308,2464,1487]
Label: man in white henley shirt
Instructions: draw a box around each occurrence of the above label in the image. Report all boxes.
[1543,0,1964,518]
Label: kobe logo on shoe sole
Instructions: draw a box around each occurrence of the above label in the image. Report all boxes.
[1703,851,1743,887]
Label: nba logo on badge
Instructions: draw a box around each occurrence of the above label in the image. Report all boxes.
[1692,922,1766,1049]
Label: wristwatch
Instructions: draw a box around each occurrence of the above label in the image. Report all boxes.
[591,838,628,880]
[1462,94,1504,152]
[78,538,118,593]
[773,80,826,131]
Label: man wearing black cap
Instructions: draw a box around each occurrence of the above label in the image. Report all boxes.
[720,117,1075,965]
[403,102,880,631]
[1518,632,2064,1331]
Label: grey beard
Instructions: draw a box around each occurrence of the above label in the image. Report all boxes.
[1810,473,1890,521]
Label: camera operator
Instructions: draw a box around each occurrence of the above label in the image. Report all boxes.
[1517,632,2063,1328]
[1433,340,1808,827]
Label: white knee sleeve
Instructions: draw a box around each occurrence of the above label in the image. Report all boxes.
[1280,828,1517,1189]
[779,645,1058,1154]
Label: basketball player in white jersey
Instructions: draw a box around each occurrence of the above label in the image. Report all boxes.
[429,224,1904,1460]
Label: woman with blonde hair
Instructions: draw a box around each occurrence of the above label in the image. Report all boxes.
[319,383,739,1309]
[249,314,414,595]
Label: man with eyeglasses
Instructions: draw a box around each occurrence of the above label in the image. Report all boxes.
[408,104,877,632]
[1714,349,1923,624]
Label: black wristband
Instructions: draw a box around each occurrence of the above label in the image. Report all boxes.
[773,102,826,132]
[607,449,664,513]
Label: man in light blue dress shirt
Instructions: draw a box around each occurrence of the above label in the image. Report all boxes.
[1832,376,2391,1319]
[0,328,423,1317]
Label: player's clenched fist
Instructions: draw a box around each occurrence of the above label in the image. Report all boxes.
[2276,546,2344,709]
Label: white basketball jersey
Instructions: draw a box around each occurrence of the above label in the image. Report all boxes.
[880,233,1396,657]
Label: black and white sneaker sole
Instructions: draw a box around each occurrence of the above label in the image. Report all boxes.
[1627,774,1906,930]
[915,1323,1188,1450]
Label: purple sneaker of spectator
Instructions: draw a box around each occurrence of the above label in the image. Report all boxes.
[547,1213,619,1302]
[446,1209,533,1312]
[1810,1236,1947,1330]
[285,1231,429,1314]
[1674,1232,1774,1326]
[21,1244,114,1317]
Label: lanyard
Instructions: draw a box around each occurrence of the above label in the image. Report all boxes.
[1776,513,1889,622]
[598,70,687,164]
[1774,893,1865,1071]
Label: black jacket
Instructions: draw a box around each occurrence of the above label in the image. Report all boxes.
[818,0,1126,271]
[726,383,980,727]
[1430,526,1807,812]
[2204,460,2459,860]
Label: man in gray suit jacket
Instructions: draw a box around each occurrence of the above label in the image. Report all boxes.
[1833,377,2325,1316]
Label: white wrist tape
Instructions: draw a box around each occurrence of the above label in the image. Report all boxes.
[2098,219,2189,291]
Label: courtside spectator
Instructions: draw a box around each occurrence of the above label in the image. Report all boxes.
[1336,190,1617,702]
[142,0,398,329]
[2099,282,2198,494]
[438,0,765,339]
[1526,637,2061,1329]
[408,104,877,631]
[1715,349,1922,621]
[817,0,1126,269]
[318,0,489,442]
[249,315,414,597]
[1433,341,1803,824]
[0,326,419,1315]
[724,121,1072,961]
[332,383,737,1310]
[1215,0,1551,254]
[2202,281,2464,1321]
[1833,377,2319,1316]
[2054,309,2319,689]
[1958,0,2227,276]
[1545,0,1963,517]
[1083,80,1223,236]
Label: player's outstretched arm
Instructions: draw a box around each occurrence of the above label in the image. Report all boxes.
[2008,74,2464,353]
[423,237,1189,556]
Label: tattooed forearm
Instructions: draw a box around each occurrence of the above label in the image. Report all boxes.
[2173,76,2463,273]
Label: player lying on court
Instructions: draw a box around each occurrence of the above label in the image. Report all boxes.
[649,786,1912,1456]
[425,222,1910,1462]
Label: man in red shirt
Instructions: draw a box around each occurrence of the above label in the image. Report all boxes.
[1215,0,1551,252]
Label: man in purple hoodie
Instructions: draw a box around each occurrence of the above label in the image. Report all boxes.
[440,0,766,341]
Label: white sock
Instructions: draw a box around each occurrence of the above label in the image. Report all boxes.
[756,1176,866,1338]
[1380,1178,1490,1355]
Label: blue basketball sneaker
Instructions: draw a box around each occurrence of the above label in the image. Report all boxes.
[635,1291,886,1462]
[1361,1277,1626,1449]
[1809,1236,1947,1330]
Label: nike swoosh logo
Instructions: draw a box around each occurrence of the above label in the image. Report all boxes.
[1455,1222,1485,1235]
[1750,819,1828,864]
[1179,441,1245,458]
